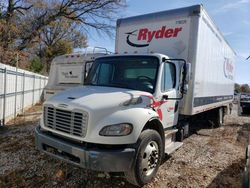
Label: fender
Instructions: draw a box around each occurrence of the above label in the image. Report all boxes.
[143,117,165,147]
[86,107,159,145]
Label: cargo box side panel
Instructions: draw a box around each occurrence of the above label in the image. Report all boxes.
[46,53,103,89]
[192,10,235,115]
[58,64,84,84]
[115,6,202,60]
[116,18,191,60]
[179,15,200,116]
[46,61,85,88]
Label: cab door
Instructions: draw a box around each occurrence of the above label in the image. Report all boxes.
[157,61,180,129]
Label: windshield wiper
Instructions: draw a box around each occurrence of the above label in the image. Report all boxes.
[84,83,96,86]
[110,82,127,86]
[85,82,134,90]
[109,82,134,90]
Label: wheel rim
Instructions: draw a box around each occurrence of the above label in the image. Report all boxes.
[141,141,159,177]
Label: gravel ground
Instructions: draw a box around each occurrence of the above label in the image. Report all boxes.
[0,104,249,188]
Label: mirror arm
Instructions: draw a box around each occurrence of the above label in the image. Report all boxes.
[162,95,183,101]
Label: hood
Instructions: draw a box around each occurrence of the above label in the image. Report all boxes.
[46,85,152,111]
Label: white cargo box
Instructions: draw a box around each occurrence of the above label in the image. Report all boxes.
[116,5,236,115]
[44,52,105,100]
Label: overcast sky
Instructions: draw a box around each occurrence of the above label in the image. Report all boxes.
[87,0,250,84]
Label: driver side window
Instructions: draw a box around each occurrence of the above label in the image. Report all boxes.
[161,63,176,92]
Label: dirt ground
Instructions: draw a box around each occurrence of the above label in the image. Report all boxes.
[0,104,249,188]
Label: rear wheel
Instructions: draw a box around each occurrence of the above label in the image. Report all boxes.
[176,122,189,142]
[242,107,245,114]
[242,170,249,188]
[176,128,184,142]
[213,108,224,127]
[125,130,163,187]
[242,146,250,187]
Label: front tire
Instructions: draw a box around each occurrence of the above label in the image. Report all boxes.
[125,129,163,187]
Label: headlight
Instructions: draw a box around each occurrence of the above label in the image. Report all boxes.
[99,123,133,136]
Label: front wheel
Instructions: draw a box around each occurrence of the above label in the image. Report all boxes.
[125,130,163,187]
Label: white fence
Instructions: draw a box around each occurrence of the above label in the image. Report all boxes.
[0,63,48,126]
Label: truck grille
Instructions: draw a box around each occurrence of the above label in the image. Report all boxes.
[44,106,88,137]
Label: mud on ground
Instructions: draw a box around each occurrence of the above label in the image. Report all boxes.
[0,104,249,188]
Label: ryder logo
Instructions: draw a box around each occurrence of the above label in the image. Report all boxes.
[224,58,234,80]
[125,26,182,48]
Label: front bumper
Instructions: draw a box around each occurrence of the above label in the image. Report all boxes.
[35,127,135,172]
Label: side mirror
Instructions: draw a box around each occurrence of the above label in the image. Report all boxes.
[164,58,190,99]
[183,84,188,94]
[184,63,191,84]
[181,63,191,95]
[84,61,94,80]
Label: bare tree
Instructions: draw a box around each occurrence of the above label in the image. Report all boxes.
[240,84,250,93]
[34,17,88,72]
[0,0,32,20]
[0,0,125,50]
[40,18,87,49]
[0,0,125,69]
[18,0,125,50]
[0,0,32,48]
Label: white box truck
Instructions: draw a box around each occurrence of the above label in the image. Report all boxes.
[36,5,236,186]
[44,47,110,100]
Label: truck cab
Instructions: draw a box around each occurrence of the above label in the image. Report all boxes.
[36,53,189,186]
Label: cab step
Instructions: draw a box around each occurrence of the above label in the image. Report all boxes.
[164,129,178,137]
[165,142,183,155]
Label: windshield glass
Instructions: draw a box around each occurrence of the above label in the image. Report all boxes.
[85,56,159,93]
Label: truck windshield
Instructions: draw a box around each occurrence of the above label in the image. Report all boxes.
[85,56,159,93]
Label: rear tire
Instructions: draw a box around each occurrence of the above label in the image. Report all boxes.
[176,129,184,142]
[242,146,250,188]
[213,108,224,127]
[242,170,249,188]
[242,107,245,114]
[125,130,163,187]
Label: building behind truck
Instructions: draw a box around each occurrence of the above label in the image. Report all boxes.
[36,5,236,187]
[44,47,110,100]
